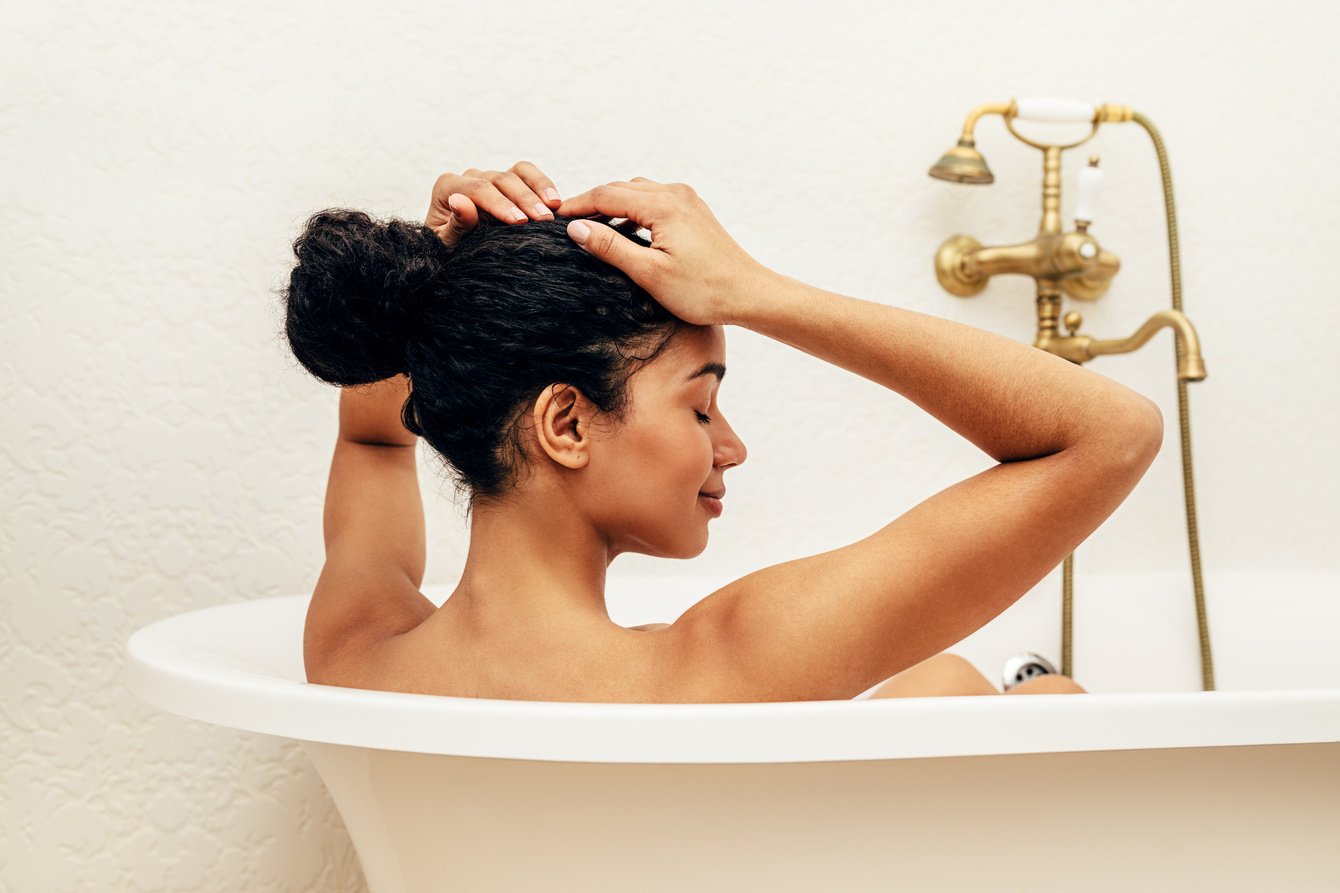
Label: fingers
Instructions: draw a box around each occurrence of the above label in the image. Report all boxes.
[608,181,657,238]
[457,169,545,223]
[434,193,478,246]
[510,160,563,209]
[434,165,558,226]
[611,218,645,237]
[476,168,554,222]
[555,182,670,225]
[426,162,567,248]
[427,166,667,253]
[567,218,660,284]
[425,173,513,243]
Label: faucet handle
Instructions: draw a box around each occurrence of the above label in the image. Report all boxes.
[1015,98,1095,123]
[1063,310,1084,336]
[1075,156,1104,229]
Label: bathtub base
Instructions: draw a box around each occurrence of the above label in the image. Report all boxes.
[302,740,1340,893]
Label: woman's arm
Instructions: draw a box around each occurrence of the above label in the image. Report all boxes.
[689,275,1161,698]
[305,376,435,682]
[323,374,430,593]
[326,376,425,585]
[556,181,1157,458]
[338,374,418,446]
[554,180,1162,700]
[734,273,1159,462]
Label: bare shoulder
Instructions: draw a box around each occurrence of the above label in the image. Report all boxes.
[656,555,991,704]
[655,567,830,703]
[657,558,927,703]
[657,426,1163,704]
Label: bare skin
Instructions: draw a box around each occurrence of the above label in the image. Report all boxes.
[303,165,1156,704]
[306,165,747,701]
[864,653,1088,699]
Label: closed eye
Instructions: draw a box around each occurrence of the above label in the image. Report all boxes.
[695,411,713,424]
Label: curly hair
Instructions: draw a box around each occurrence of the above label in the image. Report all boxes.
[281,209,689,513]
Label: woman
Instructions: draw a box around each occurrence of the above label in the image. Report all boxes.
[284,162,1161,702]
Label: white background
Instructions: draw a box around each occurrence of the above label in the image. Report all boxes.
[4,1,1337,889]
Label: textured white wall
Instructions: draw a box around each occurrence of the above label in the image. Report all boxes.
[4,0,1338,889]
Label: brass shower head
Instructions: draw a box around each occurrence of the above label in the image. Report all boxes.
[928,139,994,184]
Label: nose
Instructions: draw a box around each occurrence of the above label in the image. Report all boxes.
[714,416,747,470]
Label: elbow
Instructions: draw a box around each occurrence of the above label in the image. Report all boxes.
[1138,396,1164,455]
[1113,396,1165,473]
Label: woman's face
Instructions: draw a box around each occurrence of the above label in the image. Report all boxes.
[582,325,747,559]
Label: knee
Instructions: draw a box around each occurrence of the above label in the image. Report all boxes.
[922,653,999,696]
[869,652,999,698]
[1005,674,1088,695]
[926,653,983,677]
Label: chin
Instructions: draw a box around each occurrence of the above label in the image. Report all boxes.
[622,509,712,559]
[659,528,710,561]
[663,535,709,561]
[626,529,708,560]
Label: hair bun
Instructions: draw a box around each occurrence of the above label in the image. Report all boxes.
[283,208,449,387]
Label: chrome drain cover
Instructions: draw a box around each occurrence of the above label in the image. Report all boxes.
[1002,652,1059,691]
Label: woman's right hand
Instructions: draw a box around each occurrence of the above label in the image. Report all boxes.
[555,179,771,327]
[426,162,563,247]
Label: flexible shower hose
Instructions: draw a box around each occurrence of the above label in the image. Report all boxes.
[1060,111,1216,691]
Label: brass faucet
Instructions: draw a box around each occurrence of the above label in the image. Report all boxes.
[1050,308,1206,382]
[929,100,1207,382]
[928,100,1217,691]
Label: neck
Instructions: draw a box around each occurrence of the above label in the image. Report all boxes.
[442,489,622,638]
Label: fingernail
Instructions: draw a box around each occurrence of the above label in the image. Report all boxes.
[533,202,553,219]
[509,207,527,223]
[569,220,590,244]
[544,187,560,203]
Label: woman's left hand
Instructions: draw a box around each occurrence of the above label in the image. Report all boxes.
[425,162,564,247]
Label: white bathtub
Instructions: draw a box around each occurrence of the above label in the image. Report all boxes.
[125,570,1340,892]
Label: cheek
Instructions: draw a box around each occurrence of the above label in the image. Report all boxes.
[643,417,712,490]
[679,414,715,463]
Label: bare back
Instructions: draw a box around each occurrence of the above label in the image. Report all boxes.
[325,607,693,703]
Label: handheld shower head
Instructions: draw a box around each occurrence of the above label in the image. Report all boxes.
[928,139,994,184]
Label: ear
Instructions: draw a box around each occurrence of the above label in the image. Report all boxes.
[531,383,592,469]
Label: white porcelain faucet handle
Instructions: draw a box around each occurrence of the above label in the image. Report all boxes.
[1014,98,1096,123]
[1075,161,1104,225]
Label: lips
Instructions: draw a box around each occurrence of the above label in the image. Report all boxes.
[698,493,724,517]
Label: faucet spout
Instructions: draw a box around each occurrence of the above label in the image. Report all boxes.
[1086,309,1207,381]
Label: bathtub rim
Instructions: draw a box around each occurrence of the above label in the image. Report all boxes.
[123,594,1340,764]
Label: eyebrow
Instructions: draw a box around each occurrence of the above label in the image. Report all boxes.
[683,361,726,385]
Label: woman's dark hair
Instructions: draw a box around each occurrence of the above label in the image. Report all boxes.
[282,209,688,513]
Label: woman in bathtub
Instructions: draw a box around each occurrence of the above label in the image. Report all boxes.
[285,161,1160,702]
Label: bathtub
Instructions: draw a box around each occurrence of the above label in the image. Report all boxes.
[125,570,1340,892]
